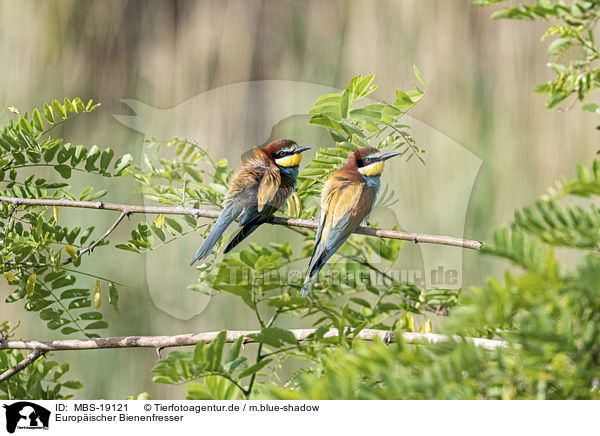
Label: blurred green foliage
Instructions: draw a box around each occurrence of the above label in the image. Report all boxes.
[147,76,458,399]
[0,98,133,340]
[1,1,600,395]
[0,76,456,399]
[476,0,600,111]
[266,155,600,399]
[298,72,425,200]
[0,322,82,400]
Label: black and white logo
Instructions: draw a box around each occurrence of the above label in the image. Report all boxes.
[3,402,50,433]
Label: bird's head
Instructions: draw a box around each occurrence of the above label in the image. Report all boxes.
[263,139,311,168]
[352,147,402,177]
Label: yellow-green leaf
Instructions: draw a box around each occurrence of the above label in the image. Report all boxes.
[43,103,54,123]
[155,214,165,228]
[94,280,101,309]
[413,64,427,87]
[53,206,59,223]
[26,274,36,297]
[286,193,302,218]
[65,245,78,260]
[52,99,67,119]
[19,118,33,134]
[4,272,17,284]
[108,282,118,313]
[421,319,433,334]
[32,109,44,131]
[216,158,228,168]
[64,98,77,114]
[401,313,415,332]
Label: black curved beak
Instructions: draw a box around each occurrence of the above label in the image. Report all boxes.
[292,146,312,155]
[379,151,402,162]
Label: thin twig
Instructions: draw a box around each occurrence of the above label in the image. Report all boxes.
[79,211,129,256]
[342,253,451,316]
[0,196,483,250]
[6,200,19,220]
[0,349,44,383]
[245,309,282,397]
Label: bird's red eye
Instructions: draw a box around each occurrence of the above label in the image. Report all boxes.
[365,158,371,164]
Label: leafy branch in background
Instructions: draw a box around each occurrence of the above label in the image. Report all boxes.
[264,4,600,400]
[297,71,425,201]
[0,76,465,399]
[138,74,459,399]
[269,157,600,399]
[114,137,231,254]
[475,0,600,112]
[0,98,133,341]
[4,58,596,400]
[145,6,600,399]
[0,322,81,400]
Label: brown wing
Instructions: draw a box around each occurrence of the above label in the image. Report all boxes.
[318,175,365,246]
[224,147,277,209]
[257,165,281,212]
[222,149,294,253]
[307,170,374,277]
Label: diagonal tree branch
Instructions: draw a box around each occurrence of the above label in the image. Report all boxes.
[79,210,129,256]
[0,348,44,383]
[0,196,483,250]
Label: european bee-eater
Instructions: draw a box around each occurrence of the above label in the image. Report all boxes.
[302,147,401,296]
[191,139,310,265]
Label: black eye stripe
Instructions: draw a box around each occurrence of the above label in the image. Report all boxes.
[357,157,374,167]
[276,147,298,158]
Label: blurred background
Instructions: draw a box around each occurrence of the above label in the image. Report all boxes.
[0,0,598,399]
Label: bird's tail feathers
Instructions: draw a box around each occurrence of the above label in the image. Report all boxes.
[301,246,328,297]
[190,207,237,266]
[302,234,353,297]
[223,223,260,254]
[301,274,316,298]
[307,249,330,279]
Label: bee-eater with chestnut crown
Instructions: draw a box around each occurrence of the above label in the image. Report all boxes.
[302,147,401,296]
[190,139,310,265]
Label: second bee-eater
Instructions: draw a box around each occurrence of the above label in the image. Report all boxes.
[302,147,401,296]
[190,139,310,265]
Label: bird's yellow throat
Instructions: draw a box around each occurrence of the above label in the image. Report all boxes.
[276,153,302,167]
[358,161,385,176]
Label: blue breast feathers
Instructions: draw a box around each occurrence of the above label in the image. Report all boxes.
[278,164,299,180]
[363,173,381,194]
